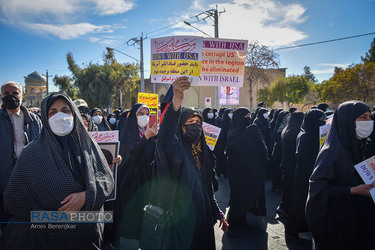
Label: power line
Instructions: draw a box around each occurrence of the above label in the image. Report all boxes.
[273,32,375,51]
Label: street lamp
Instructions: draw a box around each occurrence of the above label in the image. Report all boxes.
[183,21,213,38]
[106,47,140,62]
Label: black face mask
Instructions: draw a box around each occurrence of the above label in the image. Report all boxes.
[2,95,21,109]
[318,120,326,127]
[244,117,251,126]
[184,123,202,143]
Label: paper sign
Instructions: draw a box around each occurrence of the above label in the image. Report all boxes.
[319,114,333,148]
[151,36,203,84]
[202,122,221,151]
[89,131,120,201]
[219,86,239,105]
[89,130,119,143]
[138,92,159,116]
[198,38,248,87]
[354,155,375,203]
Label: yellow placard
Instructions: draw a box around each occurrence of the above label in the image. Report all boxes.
[138,93,158,115]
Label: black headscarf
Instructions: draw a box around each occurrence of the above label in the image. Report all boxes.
[306,101,373,250]
[1,92,113,249]
[91,107,111,131]
[81,113,96,132]
[253,108,270,135]
[226,107,268,217]
[317,103,329,112]
[107,113,118,130]
[202,107,215,125]
[119,103,149,158]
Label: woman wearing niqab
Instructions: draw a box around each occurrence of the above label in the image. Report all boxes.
[226,107,269,234]
[153,77,227,249]
[283,109,324,240]
[0,92,114,249]
[277,111,304,218]
[306,101,375,250]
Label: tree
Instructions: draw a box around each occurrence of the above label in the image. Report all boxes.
[66,51,139,108]
[319,63,375,103]
[361,38,375,63]
[303,66,317,83]
[53,75,80,100]
[269,75,311,107]
[246,40,280,110]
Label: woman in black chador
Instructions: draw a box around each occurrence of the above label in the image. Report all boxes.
[226,107,269,234]
[91,107,111,131]
[202,107,216,125]
[284,109,325,241]
[107,103,158,245]
[215,108,233,177]
[271,110,290,192]
[153,77,228,250]
[276,111,304,218]
[306,101,375,250]
[253,108,270,142]
[0,92,114,249]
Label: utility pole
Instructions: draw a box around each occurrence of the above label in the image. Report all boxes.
[46,69,49,95]
[196,6,225,108]
[127,33,147,93]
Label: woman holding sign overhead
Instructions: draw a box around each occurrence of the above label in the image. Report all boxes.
[151,77,227,250]
[306,101,375,250]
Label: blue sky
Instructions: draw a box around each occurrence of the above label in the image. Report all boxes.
[1,0,374,92]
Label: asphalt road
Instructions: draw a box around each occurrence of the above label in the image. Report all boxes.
[213,177,312,250]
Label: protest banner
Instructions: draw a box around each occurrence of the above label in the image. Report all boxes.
[138,92,159,127]
[319,114,333,148]
[198,38,248,87]
[354,155,375,203]
[219,86,239,105]
[202,122,221,151]
[151,36,203,84]
[89,131,119,201]
[138,92,158,115]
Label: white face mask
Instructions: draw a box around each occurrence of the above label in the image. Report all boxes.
[228,113,233,119]
[356,120,374,139]
[48,112,74,137]
[92,115,103,125]
[207,113,214,119]
[109,118,116,124]
[286,115,291,122]
[215,112,219,117]
[263,113,269,119]
[137,115,149,128]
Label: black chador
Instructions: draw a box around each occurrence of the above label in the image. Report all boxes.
[278,111,304,215]
[284,109,324,238]
[226,108,268,232]
[306,101,375,250]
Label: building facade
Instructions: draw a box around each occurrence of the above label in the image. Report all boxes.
[138,67,287,110]
[24,71,47,107]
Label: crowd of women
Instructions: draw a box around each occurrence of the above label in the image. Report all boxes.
[1,76,375,250]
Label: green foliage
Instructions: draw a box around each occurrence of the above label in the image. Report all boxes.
[362,38,375,63]
[53,75,80,100]
[303,66,317,83]
[65,51,140,108]
[269,75,311,107]
[319,63,375,103]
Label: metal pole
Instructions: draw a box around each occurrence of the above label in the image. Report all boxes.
[140,33,145,93]
[214,7,219,109]
[46,69,49,95]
